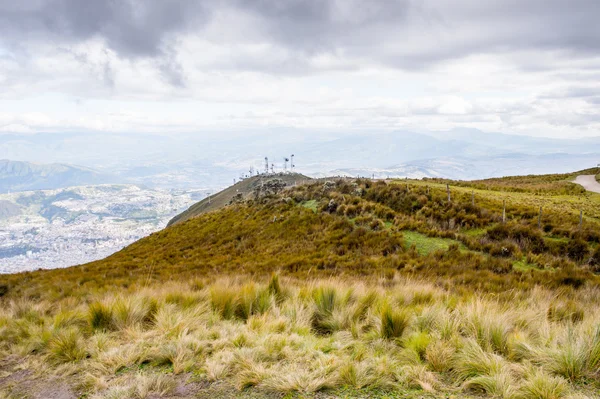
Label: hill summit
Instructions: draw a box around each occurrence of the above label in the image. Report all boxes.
[168,172,311,225]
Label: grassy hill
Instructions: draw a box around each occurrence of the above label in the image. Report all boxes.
[168,172,311,226]
[1,170,600,398]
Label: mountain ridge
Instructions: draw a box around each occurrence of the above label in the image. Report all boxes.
[0,159,115,193]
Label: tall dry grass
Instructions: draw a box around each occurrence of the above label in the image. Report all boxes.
[1,275,599,398]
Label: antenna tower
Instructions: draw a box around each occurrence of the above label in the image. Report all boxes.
[265,157,269,174]
[291,154,295,172]
[284,157,289,172]
[271,163,274,174]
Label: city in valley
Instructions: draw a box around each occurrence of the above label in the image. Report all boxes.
[0,184,197,273]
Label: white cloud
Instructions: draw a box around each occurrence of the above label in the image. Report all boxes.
[0,0,599,138]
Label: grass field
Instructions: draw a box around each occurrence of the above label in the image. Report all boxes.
[401,231,464,255]
[402,178,600,222]
[2,275,599,398]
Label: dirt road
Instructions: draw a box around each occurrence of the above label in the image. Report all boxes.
[574,175,600,193]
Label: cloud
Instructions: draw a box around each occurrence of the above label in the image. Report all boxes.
[0,0,210,57]
[1,0,599,72]
[0,0,599,138]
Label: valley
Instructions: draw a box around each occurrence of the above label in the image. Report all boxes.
[0,185,197,273]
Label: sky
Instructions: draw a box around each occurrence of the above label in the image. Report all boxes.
[1,0,600,138]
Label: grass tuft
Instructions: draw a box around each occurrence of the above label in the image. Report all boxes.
[88,302,113,331]
[379,304,410,340]
[311,286,339,335]
[47,328,87,364]
[517,370,568,399]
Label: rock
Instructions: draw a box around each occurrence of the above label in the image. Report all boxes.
[326,199,337,213]
[322,181,336,192]
[228,192,244,205]
[254,179,288,199]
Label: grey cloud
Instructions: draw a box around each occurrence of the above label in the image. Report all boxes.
[0,0,210,57]
[539,86,600,100]
[585,97,600,105]
[235,0,414,52]
[1,0,600,75]
[232,0,600,70]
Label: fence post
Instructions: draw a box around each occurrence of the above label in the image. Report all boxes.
[579,210,583,230]
[471,190,475,207]
[538,206,542,229]
[502,200,506,223]
[447,184,451,203]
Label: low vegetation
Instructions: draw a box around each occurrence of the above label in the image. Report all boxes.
[1,275,599,398]
[1,170,600,397]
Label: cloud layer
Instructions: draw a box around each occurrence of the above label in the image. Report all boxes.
[1,0,599,137]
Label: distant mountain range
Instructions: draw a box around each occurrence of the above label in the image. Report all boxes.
[330,153,600,180]
[0,160,114,193]
[0,129,598,191]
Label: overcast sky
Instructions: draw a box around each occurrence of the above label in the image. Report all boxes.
[1,0,599,138]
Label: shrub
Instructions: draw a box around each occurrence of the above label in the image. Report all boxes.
[587,246,600,272]
[566,239,589,262]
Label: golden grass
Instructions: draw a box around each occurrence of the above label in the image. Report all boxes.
[1,275,599,398]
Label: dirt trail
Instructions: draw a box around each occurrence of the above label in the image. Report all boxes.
[574,175,600,194]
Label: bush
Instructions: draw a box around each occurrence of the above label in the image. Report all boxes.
[566,239,589,262]
[589,246,600,272]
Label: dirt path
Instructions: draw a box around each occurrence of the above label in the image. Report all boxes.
[574,175,600,194]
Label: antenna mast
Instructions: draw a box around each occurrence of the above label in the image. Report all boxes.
[291,154,295,172]
[284,157,289,173]
[271,163,274,174]
[265,157,269,174]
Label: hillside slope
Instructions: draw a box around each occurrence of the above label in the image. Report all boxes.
[2,171,600,398]
[3,170,599,299]
[168,172,311,225]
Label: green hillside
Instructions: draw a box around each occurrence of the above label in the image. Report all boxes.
[1,171,600,398]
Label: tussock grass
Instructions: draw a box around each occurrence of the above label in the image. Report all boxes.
[311,286,339,335]
[379,304,410,340]
[517,370,568,399]
[47,327,88,364]
[1,275,600,397]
